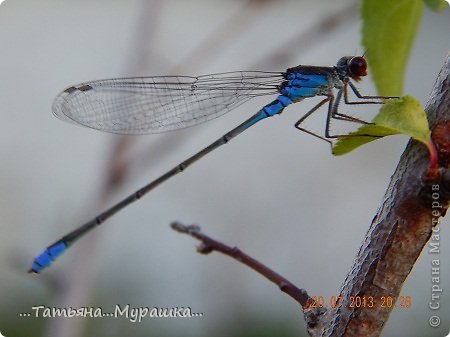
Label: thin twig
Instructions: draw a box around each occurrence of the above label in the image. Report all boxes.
[170,222,311,308]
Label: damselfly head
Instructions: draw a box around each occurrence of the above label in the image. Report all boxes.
[336,56,367,81]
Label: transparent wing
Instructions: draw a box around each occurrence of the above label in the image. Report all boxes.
[52,71,283,134]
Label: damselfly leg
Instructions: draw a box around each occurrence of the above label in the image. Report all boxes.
[294,81,398,142]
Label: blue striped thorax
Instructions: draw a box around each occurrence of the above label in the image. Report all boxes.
[280,66,338,102]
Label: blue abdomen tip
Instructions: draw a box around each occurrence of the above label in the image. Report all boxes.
[29,241,67,274]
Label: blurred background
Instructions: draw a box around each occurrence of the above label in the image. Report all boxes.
[0,0,449,336]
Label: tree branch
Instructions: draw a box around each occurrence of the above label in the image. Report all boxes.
[311,53,450,337]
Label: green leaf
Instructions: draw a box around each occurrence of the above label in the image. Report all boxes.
[332,96,430,155]
[422,0,448,12]
[361,0,423,96]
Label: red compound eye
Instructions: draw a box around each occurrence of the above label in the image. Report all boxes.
[348,56,367,79]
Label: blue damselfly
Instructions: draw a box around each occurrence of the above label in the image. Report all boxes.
[30,55,394,273]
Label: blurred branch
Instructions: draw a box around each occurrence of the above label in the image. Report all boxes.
[171,222,311,308]
[172,0,359,73]
[252,0,359,69]
[45,2,164,337]
[170,0,274,74]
